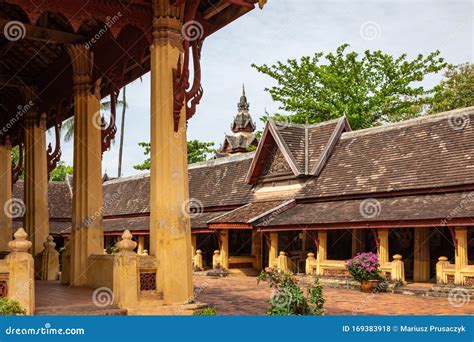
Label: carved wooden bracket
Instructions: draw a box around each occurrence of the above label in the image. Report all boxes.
[47,107,62,177]
[171,0,204,132]
[101,90,118,154]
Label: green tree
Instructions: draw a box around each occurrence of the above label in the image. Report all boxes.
[429,63,474,113]
[252,44,447,130]
[49,162,73,181]
[133,140,216,171]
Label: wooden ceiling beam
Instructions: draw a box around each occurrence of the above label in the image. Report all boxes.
[0,19,85,44]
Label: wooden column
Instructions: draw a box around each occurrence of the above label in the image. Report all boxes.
[251,232,262,269]
[149,3,193,304]
[351,229,365,256]
[138,236,145,255]
[220,230,229,269]
[413,228,430,282]
[316,231,327,262]
[377,228,389,266]
[0,138,12,251]
[454,227,468,285]
[66,44,104,286]
[268,232,278,267]
[24,110,49,258]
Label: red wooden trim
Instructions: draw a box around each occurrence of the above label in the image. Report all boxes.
[257,217,474,232]
[208,223,252,229]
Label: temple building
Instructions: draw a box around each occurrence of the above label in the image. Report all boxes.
[216,86,259,158]
[0,0,268,315]
[17,106,474,287]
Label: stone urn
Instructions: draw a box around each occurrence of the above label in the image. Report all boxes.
[360,279,381,293]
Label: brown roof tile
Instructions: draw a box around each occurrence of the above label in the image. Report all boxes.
[257,191,474,228]
[299,107,474,198]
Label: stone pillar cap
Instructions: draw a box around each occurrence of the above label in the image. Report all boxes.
[9,228,32,253]
[393,254,402,260]
[307,252,315,257]
[196,250,202,254]
[117,230,137,253]
[213,250,220,255]
[279,251,286,256]
[438,256,448,261]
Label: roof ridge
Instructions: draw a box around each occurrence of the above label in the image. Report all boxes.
[342,106,474,139]
[189,152,255,169]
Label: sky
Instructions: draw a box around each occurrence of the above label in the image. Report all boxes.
[52,0,473,177]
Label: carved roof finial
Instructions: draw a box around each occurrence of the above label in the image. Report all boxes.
[237,84,249,112]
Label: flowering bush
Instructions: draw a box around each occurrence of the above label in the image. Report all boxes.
[257,268,324,315]
[345,252,381,282]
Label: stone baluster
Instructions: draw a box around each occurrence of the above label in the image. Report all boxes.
[305,252,316,275]
[390,254,405,283]
[436,256,450,284]
[278,251,290,273]
[113,230,139,308]
[40,235,59,281]
[6,228,35,315]
[212,250,221,269]
[194,250,203,271]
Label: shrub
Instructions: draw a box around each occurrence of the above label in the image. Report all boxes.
[345,252,381,282]
[0,298,26,315]
[257,268,324,316]
[193,306,217,316]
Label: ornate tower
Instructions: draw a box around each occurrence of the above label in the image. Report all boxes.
[217,85,259,157]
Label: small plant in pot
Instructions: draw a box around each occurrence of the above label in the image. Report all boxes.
[346,252,382,293]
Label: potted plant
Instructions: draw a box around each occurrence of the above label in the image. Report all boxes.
[345,252,382,293]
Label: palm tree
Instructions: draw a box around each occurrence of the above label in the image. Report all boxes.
[117,86,126,178]
[61,90,128,143]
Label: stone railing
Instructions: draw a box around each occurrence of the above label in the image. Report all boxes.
[436,256,474,286]
[228,255,256,269]
[138,254,157,294]
[305,253,405,283]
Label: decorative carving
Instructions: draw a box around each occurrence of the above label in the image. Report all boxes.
[261,145,292,177]
[170,0,205,132]
[101,90,118,154]
[65,44,94,96]
[140,272,157,291]
[0,281,7,298]
[47,110,62,177]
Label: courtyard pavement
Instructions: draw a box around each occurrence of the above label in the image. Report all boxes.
[193,275,474,315]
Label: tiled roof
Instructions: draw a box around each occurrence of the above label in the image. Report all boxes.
[13,181,72,219]
[298,107,474,199]
[208,200,289,225]
[257,191,474,229]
